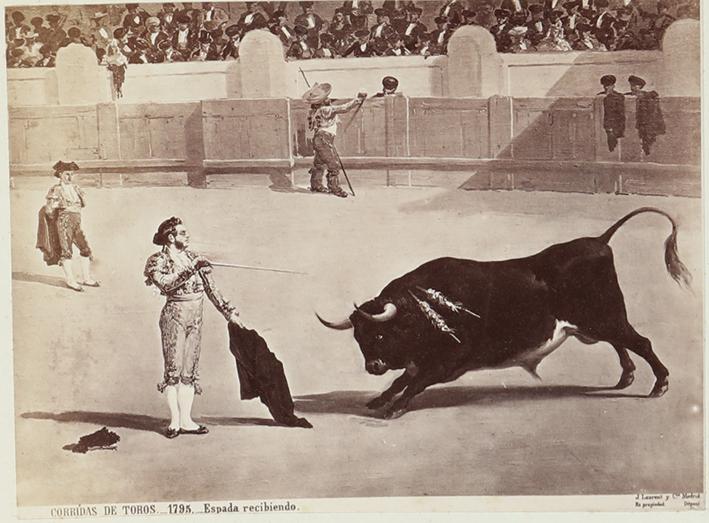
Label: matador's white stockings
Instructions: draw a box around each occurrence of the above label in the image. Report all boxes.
[166,383,200,431]
[79,255,97,285]
[60,259,80,290]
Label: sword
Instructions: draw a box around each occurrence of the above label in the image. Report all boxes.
[210,261,307,275]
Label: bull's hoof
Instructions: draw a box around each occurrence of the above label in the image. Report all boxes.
[648,378,669,398]
[383,407,406,420]
[614,372,635,390]
[366,396,389,410]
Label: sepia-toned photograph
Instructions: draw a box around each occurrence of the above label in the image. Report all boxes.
[1,0,705,519]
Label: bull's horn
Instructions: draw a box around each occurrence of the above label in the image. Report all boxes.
[353,302,398,322]
[315,312,353,330]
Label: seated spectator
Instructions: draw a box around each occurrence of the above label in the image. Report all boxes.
[286,25,315,59]
[429,16,453,54]
[143,17,170,54]
[122,3,149,36]
[198,2,229,28]
[342,29,374,57]
[536,10,572,51]
[221,24,241,60]
[295,2,323,33]
[172,14,197,59]
[61,26,91,48]
[8,46,32,67]
[507,25,531,52]
[45,13,68,51]
[8,11,31,41]
[574,22,606,50]
[158,3,178,33]
[370,8,397,42]
[439,0,465,27]
[157,38,186,62]
[270,10,295,46]
[315,32,337,58]
[29,16,50,44]
[386,32,411,56]
[238,2,267,34]
[127,37,151,63]
[36,44,56,67]
[329,8,352,45]
[190,33,219,61]
[491,9,512,51]
[23,31,44,64]
[474,3,497,30]
[402,6,427,40]
[613,19,639,51]
[89,11,112,50]
[462,10,477,26]
[527,4,549,42]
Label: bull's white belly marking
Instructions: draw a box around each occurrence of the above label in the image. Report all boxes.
[499,320,578,371]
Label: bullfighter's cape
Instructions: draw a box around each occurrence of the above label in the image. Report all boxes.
[227,323,312,428]
[36,207,61,266]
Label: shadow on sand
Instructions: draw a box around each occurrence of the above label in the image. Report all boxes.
[295,384,648,418]
[268,173,311,194]
[21,411,280,436]
[12,271,68,290]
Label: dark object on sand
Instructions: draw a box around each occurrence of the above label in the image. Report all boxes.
[70,427,120,453]
[228,323,312,428]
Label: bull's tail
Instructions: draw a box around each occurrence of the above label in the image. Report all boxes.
[597,207,692,288]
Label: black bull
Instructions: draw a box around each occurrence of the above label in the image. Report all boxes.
[317,207,691,419]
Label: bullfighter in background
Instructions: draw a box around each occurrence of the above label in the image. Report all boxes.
[598,74,625,152]
[304,82,367,197]
[627,75,665,156]
[37,161,99,292]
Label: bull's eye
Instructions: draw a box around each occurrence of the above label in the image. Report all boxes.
[375,334,384,342]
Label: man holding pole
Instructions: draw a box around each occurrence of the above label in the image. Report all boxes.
[303,82,367,197]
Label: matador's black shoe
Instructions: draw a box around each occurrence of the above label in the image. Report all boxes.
[309,185,329,193]
[179,425,209,435]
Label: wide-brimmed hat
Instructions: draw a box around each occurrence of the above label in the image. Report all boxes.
[354,29,369,38]
[434,16,447,24]
[463,9,476,17]
[299,1,314,7]
[53,161,79,176]
[319,32,334,43]
[407,6,423,15]
[91,11,109,20]
[494,8,511,18]
[225,24,240,37]
[46,14,61,24]
[302,82,332,104]
[374,8,390,17]
[176,13,192,24]
[146,16,161,27]
[113,27,128,39]
[529,4,544,14]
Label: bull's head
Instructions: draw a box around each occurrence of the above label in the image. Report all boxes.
[316,298,408,375]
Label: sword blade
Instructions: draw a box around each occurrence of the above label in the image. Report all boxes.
[210,261,306,275]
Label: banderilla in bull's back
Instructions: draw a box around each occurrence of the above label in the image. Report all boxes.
[317,207,691,420]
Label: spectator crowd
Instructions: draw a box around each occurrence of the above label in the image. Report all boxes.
[5,0,700,68]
